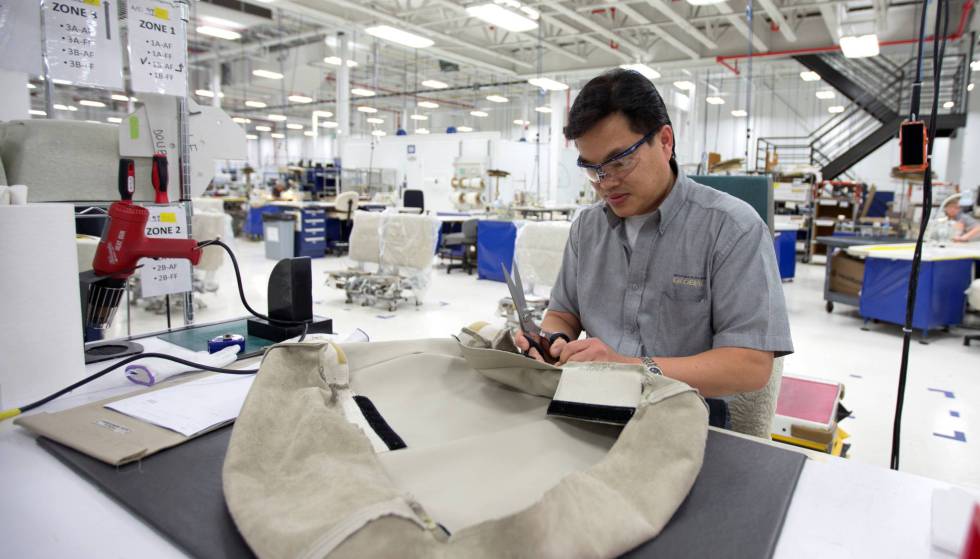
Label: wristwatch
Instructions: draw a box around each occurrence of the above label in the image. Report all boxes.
[641,356,664,376]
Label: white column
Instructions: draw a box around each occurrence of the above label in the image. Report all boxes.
[210,60,222,108]
[548,90,564,203]
[336,31,351,161]
[0,70,31,121]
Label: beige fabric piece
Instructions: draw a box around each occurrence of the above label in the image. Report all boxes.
[225,337,708,559]
[379,213,440,270]
[514,221,572,292]
[348,211,383,264]
[729,356,784,438]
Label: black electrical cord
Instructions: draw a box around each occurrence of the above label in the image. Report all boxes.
[891,0,948,471]
[0,238,313,422]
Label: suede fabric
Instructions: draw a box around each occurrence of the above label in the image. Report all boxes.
[224,337,708,559]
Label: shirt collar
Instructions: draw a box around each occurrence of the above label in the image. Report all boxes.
[603,171,689,235]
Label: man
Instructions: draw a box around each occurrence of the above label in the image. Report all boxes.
[515,69,793,428]
[944,199,980,243]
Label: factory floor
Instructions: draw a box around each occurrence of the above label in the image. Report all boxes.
[110,238,980,489]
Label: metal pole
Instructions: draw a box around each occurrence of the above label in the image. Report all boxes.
[744,0,754,170]
[39,0,55,117]
[177,0,194,325]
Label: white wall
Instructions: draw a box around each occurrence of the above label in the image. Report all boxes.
[0,70,30,121]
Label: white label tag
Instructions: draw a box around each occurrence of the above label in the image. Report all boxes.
[138,204,192,297]
[126,0,186,96]
[43,0,124,89]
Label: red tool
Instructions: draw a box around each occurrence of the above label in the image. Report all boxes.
[93,201,201,279]
[118,158,135,201]
[152,153,169,204]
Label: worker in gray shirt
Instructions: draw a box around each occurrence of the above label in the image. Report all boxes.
[943,199,980,242]
[516,69,794,428]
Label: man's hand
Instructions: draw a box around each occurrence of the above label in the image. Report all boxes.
[952,234,968,243]
[514,330,569,363]
[556,338,631,366]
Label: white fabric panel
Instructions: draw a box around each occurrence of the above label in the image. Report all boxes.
[514,221,572,291]
[192,212,231,273]
[380,213,439,270]
[349,211,383,264]
[192,197,224,213]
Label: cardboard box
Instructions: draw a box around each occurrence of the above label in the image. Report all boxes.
[830,253,865,296]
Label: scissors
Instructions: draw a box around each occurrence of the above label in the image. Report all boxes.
[501,263,568,363]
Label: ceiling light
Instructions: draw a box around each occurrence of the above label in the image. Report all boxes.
[471,110,489,117]
[357,106,378,113]
[800,71,821,82]
[422,79,448,89]
[29,109,46,116]
[106,117,122,123]
[366,117,384,124]
[418,101,439,109]
[731,109,747,117]
[304,130,315,137]
[51,78,72,85]
[816,90,835,99]
[619,63,661,80]
[198,15,245,29]
[288,95,313,104]
[706,96,725,105]
[255,125,272,132]
[196,26,241,40]
[253,69,284,80]
[271,133,285,139]
[111,94,131,102]
[268,114,287,121]
[53,104,76,111]
[674,80,695,91]
[232,117,251,124]
[486,95,508,103]
[685,0,725,5]
[457,126,473,132]
[415,128,430,134]
[313,110,334,118]
[79,100,106,108]
[246,134,258,140]
[943,101,955,109]
[410,114,428,121]
[466,3,538,32]
[372,130,387,137]
[351,88,376,97]
[323,56,358,67]
[972,60,980,72]
[321,121,339,128]
[969,83,975,91]
[195,89,224,98]
[245,100,267,108]
[840,34,879,58]
[27,83,36,89]
[828,105,845,113]
[86,120,100,124]
[528,77,568,91]
[513,119,529,125]
[287,123,304,130]
[535,106,552,113]
[365,25,434,49]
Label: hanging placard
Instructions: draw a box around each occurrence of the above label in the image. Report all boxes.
[126,0,186,96]
[43,0,123,88]
[139,204,192,297]
[0,0,43,75]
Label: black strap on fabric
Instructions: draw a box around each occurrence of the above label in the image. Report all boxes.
[547,400,635,425]
[353,395,407,451]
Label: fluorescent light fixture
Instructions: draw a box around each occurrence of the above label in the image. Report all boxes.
[196,26,241,40]
[410,114,428,121]
[706,96,725,105]
[255,125,272,132]
[53,104,76,111]
[731,109,747,117]
[52,78,72,85]
[828,105,845,113]
[486,95,508,103]
[270,133,285,139]
[800,71,821,82]
[357,106,378,113]
[323,56,358,67]
[351,88,376,97]
[195,89,224,98]
[304,130,315,137]
[79,100,106,108]
[971,60,980,71]
[313,110,334,118]
[943,101,955,109]
[253,69,284,80]
[366,117,385,124]
[288,94,313,104]
[86,120,101,124]
[840,34,879,58]
[232,117,251,124]
[535,106,552,113]
[619,63,661,80]
[29,109,46,116]
[418,101,439,109]
[685,0,725,5]
[471,110,489,117]
[267,114,287,121]
[816,90,835,100]
[111,94,131,101]
[321,121,339,128]
[27,83,36,89]
[287,123,304,130]
[106,117,122,123]
[422,79,448,89]
[415,128,430,134]
[969,83,975,91]
[245,100,267,108]
[673,80,695,91]
[528,77,568,91]
[365,25,434,49]
[246,134,258,140]
[199,15,245,29]
[372,130,387,137]
[466,3,538,32]
[513,119,529,125]
[457,126,473,132]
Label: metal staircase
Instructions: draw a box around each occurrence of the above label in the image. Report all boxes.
[757,47,972,180]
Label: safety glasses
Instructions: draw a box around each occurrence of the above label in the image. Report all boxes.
[577,129,656,184]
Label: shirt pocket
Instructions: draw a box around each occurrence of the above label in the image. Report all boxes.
[656,286,712,357]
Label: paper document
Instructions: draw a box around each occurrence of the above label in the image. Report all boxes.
[106,374,255,437]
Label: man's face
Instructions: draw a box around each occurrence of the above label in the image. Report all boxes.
[945,203,960,219]
[574,112,675,217]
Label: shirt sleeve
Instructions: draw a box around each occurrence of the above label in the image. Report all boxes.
[710,221,794,357]
[547,217,581,317]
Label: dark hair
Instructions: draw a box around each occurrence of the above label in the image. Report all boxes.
[564,69,677,172]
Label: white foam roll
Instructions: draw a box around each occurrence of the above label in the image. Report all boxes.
[461,177,485,189]
[0,186,9,206]
[0,204,86,409]
[462,192,484,206]
[9,185,28,205]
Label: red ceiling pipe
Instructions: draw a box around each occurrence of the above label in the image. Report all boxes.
[716,0,974,75]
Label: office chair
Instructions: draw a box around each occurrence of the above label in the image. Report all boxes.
[328,191,359,255]
[403,189,425,213]
[440,219,478,274]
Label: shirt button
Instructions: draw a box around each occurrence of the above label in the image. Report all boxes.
[631,283,640,290]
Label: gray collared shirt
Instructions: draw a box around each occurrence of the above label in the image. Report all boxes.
[549,171,794,360]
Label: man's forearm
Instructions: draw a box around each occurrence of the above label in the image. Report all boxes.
[541,310,582,340]
[628,347,774,398]
[965,225,980,241]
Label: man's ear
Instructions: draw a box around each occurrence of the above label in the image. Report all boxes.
[658,125,674,157]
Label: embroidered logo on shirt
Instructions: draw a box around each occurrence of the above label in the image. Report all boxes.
[672,275,705,288]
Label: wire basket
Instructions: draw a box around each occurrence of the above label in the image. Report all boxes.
[85,282,125,330]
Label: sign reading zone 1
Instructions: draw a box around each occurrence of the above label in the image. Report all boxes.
[127,0,186,96]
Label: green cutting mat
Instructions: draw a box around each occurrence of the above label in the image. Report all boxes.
[155,319,277,359]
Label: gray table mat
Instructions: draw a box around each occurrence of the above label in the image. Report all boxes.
[39,427,804,559]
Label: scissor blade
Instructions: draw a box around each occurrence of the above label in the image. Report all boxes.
[501,263,537,334]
